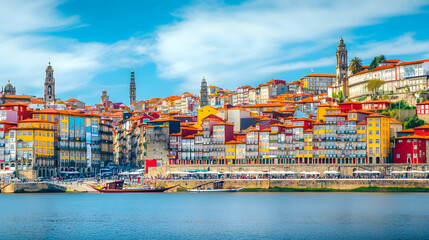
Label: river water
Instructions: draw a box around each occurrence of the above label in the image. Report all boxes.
[0,192,428,239]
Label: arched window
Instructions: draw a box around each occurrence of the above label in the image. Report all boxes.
[49,73,52,78]
[341,54,345,63]
[48,86,52,94]
[131,91,134,95]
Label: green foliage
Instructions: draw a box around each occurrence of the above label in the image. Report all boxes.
[332,92,337,99]
[368,57,378,70]
[349,57,363,74]
[368,55,387,70]
[377,55,386,63]
[390,100,413,110]
[419,90,429,101]
[356,96,367,102]
[404,115,425,129]
[405,86,410,92]
[337,90,343,103]
[365,79,385,97]
[389,109,396,118]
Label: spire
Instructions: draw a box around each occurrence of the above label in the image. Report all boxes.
[129,70,136,106]
[200,77,208,107]
[44,62,55,102]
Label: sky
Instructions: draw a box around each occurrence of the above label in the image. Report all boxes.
[1,0,429,105]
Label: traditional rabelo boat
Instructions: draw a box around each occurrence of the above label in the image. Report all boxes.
[187,181,244,193]
[89,180,176,193]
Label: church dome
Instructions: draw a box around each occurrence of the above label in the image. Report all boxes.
[2,80,15,95]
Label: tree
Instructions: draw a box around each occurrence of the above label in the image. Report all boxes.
[368,57,378,70]
[419,90,429,101]
[332,92,337,100]
[365,79,385,97]
[377,55,386,64]
[404,115,425,129]
[349,57,363,74]
[337,90,343,103]
[368,55,387,70]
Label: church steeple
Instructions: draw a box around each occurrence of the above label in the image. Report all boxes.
[336,38,348,99]
[336,38,348,85]
[44,62,55,102]
[129,70,136,106]
[199,77,208,107]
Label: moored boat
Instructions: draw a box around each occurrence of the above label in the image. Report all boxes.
[89,180,176,193]
[186,181,244,193]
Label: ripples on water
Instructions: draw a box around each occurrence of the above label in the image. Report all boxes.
[0,193,428,240]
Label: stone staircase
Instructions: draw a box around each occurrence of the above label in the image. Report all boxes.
[58,182,98,193]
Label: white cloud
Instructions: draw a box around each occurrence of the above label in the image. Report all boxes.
[0,0,147,100]
[150,0,428,92]
[351,33,429,61]
[1,0,429,104]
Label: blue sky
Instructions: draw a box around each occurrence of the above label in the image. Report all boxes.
[1,0,429,105]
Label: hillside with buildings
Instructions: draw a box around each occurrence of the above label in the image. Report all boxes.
[0,39,428,179]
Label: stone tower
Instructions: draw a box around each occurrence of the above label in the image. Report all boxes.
[336,38,348,97]
[2,80,16,95]
[44,62,55,102]
[129,70,136,106]
[200,77,208,108]
[101,90,109,103]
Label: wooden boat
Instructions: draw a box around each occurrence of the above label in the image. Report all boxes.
[89,180,176,193]
[187,181,244,193]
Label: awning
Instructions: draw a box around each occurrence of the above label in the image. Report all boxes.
[60,171,80,174]
[323,171,340,174]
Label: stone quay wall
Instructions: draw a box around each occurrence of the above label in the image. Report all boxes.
[1,183,67,193]
[147,163,429,178]
[140,179,429,191]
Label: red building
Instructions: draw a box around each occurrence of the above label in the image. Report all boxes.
[362,100,391,111]
[0,102,33,121]
[393,135,428,164]
[414,125,429,136]
[416,100,429,115]
[338,101,362,113]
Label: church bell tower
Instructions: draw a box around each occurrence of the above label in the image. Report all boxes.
[44,62,55,102]
[336,38,348,98]
[129,70,136,106]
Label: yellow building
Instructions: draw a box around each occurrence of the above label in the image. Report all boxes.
[197,105,219,126]
[225,140,241,164]
[258,130,270,163]
[313,121,325,160]
[316,104,331,122]
[366,113,390,164]
[12,119,56,179]
[303,129,313,163]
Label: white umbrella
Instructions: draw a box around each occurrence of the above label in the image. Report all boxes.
[284,171,297,175]
[0,170,14,175]
[323,170,340,174]
[305,171,320,175]
[370,171,381,174]
[390,171,401,174]
[168,171,192,175]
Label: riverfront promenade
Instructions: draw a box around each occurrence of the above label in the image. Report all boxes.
[139,178,429,191]
[1,178,429,192]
